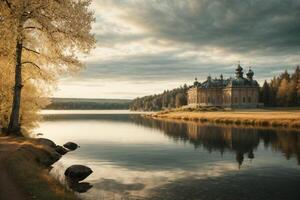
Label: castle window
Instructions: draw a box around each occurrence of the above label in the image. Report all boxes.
[208,97,211,103]
[234,97,238,103]
[248,97,251,103]
[243,97,246,103]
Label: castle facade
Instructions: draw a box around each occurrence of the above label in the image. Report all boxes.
[187,64,260,108]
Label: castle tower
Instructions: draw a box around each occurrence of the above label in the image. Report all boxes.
[207,75,212,82]
[235,63,244,78]
[194,77,199,87]
[246,68,254,80]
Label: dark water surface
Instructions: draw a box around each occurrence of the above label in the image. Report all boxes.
[36,110,300,200]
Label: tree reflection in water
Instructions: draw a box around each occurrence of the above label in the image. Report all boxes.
[131,116,300,167]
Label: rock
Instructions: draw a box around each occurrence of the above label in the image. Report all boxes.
[37,138,56,148]
[65,165,93,182]
[18,145,61,166]
[39,147,61,166]
[37,149,61,166]
[68,182,93,193]
[55,145,69,155]
[63,142,79,151]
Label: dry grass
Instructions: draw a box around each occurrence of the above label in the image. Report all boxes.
[149,108,300,129]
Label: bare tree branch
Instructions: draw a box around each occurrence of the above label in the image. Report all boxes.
[23,26,43,32]
[22,61,41,70]
[23,46,41,55]
[4,0,12,9]
[22,46,40,55]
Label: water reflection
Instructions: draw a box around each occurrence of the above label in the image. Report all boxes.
[37,111,300,200]
[131,116,300,167]
[68,181,93,193]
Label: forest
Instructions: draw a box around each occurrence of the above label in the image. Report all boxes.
[260,66,300,107]
[47,98,131,110]
[129,84,189,111]
[130,66,300,111]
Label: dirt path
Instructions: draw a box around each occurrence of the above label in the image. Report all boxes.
[0,138,28,200]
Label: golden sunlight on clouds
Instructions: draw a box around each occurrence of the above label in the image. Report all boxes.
[55,0,300,99]
[54,79,185,99]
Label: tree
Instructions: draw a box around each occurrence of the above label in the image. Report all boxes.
[271,75,284,106]
[277,79,289,106]
[261,80,270,106]
[287,80,297,106]
[130,85,189,111]
[175,92,187,108]
[1,0,95,135]
[280,70,290,82]
[291,66,300,105]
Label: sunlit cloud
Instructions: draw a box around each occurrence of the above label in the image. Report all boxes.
[55,0,300,98]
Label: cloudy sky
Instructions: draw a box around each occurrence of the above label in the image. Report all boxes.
[54,0,300,99]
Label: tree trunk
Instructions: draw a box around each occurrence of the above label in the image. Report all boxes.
[8,40,23,136]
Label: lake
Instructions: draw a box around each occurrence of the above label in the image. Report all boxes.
[35,110,300,200]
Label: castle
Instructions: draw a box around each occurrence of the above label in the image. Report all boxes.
[187,64,260,108]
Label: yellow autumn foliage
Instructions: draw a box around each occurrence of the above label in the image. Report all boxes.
[0,0,95,135]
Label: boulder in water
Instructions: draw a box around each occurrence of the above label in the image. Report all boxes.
[63,142,79,151]
[64,165,93,182]
[55,145,69,155]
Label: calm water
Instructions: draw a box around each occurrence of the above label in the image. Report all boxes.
[35,110,300,200]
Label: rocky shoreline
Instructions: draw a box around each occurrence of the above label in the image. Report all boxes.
[0,136,93,200]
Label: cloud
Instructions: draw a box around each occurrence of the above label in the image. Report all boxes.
[55,0,300,98]
[93,179,145,193]
[94,0,300,54]
[89,0,300,79]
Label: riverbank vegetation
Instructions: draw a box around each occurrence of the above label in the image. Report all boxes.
[130,66,300,111]
[147,108,300,129]
[0,0,95,136]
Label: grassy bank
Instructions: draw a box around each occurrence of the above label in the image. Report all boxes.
[0,136,78,200]
[147,108,300,129]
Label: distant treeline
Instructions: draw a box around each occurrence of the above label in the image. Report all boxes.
[46,98,131,110]
[129,85,189,111]
[260,66,300,107]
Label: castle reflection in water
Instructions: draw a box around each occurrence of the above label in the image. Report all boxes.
[131,116,300,167]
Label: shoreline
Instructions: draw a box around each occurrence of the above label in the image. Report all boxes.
[145,109,300,129]
[0,135,79,200]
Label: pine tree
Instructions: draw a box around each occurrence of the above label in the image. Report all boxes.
[261,80,270,106]
[292,66,300,105]
[175,93,187,108]
[287,80,297,106]
[269,77,278,106]
[280,70,291,82]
